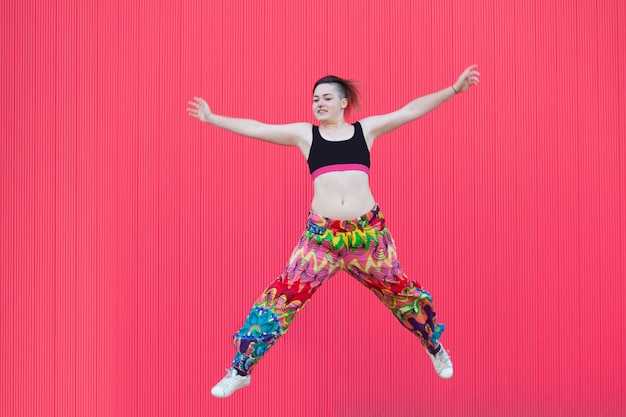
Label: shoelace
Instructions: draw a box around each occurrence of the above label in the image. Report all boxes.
[433,350,452,370]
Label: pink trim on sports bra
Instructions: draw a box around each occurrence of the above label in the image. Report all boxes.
[311,163,370,181]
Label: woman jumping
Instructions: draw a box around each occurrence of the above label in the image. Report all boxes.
[187,65,480,398]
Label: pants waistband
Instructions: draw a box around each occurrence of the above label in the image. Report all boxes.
[307,204,385,233]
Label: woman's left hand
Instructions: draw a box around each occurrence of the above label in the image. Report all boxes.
[453,65,480,93]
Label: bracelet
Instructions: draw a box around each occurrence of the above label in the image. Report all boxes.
[451,85,458,94]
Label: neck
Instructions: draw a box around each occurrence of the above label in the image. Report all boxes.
[321,119,349,129]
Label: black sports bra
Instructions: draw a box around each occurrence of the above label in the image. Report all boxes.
[307,122,370,180]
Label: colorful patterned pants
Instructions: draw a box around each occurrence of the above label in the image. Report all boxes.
[232,205,445,374]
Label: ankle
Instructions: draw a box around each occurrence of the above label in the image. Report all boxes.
[428,344,442,356]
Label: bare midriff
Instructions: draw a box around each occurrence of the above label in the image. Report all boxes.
[310,170,376,220]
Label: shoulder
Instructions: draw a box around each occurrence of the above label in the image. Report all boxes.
[353,119,375,146]
[252,121,313,148]
[300,122,315,132]
[290,122,314,156]
[287,121,314,132]
[356,116,377,134]
[281,122,314,142]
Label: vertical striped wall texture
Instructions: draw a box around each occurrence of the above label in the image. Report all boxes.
[1,1,624,416]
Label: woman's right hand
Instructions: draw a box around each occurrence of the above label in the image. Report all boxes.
[187,97,213,123]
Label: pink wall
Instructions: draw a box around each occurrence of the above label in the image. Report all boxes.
[1,0,625,416]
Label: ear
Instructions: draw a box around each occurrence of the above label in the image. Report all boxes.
[341,98,348,109]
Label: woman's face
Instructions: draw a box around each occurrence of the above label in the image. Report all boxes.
[312,83,348,122]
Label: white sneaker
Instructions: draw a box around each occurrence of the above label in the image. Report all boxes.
[428,344,453,379]
[211,368,251,398]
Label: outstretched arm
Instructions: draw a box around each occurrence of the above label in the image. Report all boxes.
[187,97,310,147]
[360,65,480,142]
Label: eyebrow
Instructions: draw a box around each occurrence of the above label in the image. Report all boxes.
[313,93,335,98]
